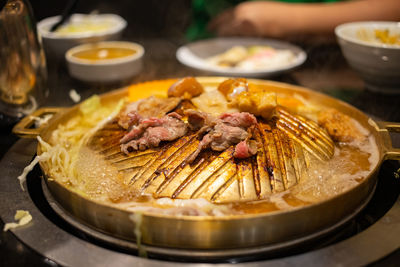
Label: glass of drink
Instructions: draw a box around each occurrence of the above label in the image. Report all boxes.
[0,0,48,118]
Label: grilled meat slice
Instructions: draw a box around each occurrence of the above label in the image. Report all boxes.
[234,139,258,158]
[186,111,258,162]
[118,102,140,130]
[220,112,258,127]
[185,109,218,132]
[204,122,249,151]
[118,96,181,130]
[120,112,187,154]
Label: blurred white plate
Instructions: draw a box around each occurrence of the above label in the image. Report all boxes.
[176,37,307,78]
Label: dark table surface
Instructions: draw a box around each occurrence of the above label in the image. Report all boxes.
[1,34,400,266]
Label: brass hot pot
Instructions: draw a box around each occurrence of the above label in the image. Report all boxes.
[13,77,400,256]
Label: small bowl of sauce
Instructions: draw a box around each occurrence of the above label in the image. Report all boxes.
[66,41,144,83]
[73,47,137,61]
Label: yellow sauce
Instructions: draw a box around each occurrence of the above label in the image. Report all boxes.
[73,47,136,61]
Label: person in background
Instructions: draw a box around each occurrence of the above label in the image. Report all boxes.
[186,0,400,40]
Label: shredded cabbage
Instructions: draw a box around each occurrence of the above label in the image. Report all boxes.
[3,210,32,231]
[17,136,72,190]
[17,96,124,191]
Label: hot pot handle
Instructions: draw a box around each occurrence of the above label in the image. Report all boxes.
[377,121,400,161]
[12,107,64,138]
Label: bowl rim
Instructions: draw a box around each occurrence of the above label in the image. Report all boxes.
[66,41,145,66]
[37,13,127,40]
[335,21,400,50]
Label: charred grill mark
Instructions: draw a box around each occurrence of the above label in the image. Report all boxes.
[273,129,288,190]
[129,151,160,185]
[234,157,256,200]
[260,124,277,192]
[276,107,334,160]
[139,135,199,193]
[152,135,198,177]
[251,156,261,198]
[211,173,237,202]
[267,166,274,179]
[267,129,284,192]
[254,125,272,196]
[293,141,308,183]
[119,167,142,183]
[155,156,202,196]
[236,161,245,199]
[155,159,192,195]
[127,137,185,186]
[190,158,231,199]
[141,168,166,194]
[84,105,334,202]
[277,119,331,161]
[155,155,212,196]
[279,130,297,188]
[278,107,332,142]
[171,157,211,199]
[171,147,234,199]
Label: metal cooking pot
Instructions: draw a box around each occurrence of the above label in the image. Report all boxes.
[12,77,400,257]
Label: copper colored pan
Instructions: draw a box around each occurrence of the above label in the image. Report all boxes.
[13,77,400,253]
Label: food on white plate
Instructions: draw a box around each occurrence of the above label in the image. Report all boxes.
[19,77,379,217]
[208,46,248,67]
[206,45,297,70]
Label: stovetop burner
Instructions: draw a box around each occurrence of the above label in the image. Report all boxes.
[1,138,400,266]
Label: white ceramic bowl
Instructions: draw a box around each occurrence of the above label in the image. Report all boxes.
[65,41,144,83]
[335,21,400,94]
[38,14,127,58]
